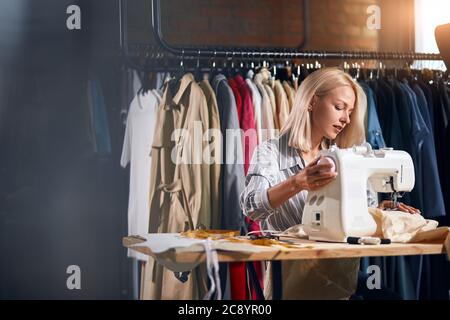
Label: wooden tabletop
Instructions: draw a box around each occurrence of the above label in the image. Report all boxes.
[123,235,446,264]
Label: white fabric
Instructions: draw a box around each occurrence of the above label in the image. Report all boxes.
[121,90,160,260]
[132,70,142,97]
[246,71,263,144]
[129,233,297,271]
[368,207,439,242]
[155,72,171,91]
[202,238,222,300]
[281,208,443,244]
[130,233,283,254]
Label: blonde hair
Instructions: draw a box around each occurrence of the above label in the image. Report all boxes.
[280,67,366,152]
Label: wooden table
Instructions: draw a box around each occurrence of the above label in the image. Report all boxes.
[123,234,448,300]
[123,235,446,263]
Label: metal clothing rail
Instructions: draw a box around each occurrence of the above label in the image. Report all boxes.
[150,0,309,58]
[119,0,443,64]
[149,0,442,61]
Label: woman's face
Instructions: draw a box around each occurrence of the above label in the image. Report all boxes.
[310,85,356,140]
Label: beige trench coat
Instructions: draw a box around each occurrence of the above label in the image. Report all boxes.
[144,73,211,299]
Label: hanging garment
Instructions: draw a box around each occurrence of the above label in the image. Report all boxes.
[146,73,210,299]
[416,79,450,300]
[431,81,448,188]
[120,70,145,299]
[358,80,387,289]
[363,77,448,300]
[359,78,406,299]
[211,74,245,232]
[121,90,160,260]
[416,78,435,133]
[245,70,263,144]
[238,72,265,299]
[265,83,278,130]
[234,74,257,175]
[254,72,276,140]
[410,78,450,299]
[234,74,259,299]
[282,80,295,113]
[155,72,171,92]
[199,80,222,230]
[228,77,243,124]
[432,80,450,222]
[274,80,290,129]
[86,79,112,155]
[441,83,450,225]
[258,68,279,130]
[388,80,429,300]
[368,79,405,150]
[359,82,386,149]
[121,69,142,122]
[397,81,428,212]
[409,82,445,218]
[212,74,247,300]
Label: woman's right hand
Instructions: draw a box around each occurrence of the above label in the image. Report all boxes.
[292,156,338,191]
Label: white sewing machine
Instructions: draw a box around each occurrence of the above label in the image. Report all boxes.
[302,143,415,243]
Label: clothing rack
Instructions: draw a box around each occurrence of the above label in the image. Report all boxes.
[119,0,443,69]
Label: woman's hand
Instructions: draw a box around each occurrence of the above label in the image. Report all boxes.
[292,156,338,192]
[378,200,421,214]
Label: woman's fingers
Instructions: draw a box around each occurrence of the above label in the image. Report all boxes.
[378,200,391,209]
[379,200,421,214]
[397,203,411,213]
[381,200,421,214]
[308,175,337,190]
[309,171,337,182]
[307,163,334,175]
[398,203,421,214]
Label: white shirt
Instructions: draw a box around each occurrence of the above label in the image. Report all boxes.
[121,89,160,260]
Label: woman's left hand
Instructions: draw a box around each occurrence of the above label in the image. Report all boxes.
[378,200,421,214]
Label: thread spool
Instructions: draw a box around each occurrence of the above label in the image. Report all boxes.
[318,156,336,173]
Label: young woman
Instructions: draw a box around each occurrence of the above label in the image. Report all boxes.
[240,67,419,299]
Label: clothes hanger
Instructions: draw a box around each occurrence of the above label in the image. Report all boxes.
[348,62,358,80]
[208,51,221,82]
[244,51,254,77]
[229,51,237,77]
[231,51,241,78]
[359,62,368,81]
[224,51,232,78]
[193,50,203,82]
[235,50,244,77]
[245,52,256,78]
[173,49,186,82]
[138,51,154,95]
[376,61,382,79]
[230,51,242,77]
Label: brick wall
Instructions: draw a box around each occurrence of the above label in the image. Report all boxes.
[159,0,379,51]
[128,0,414,54]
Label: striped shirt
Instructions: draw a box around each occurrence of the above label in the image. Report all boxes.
[239,131,378,232]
